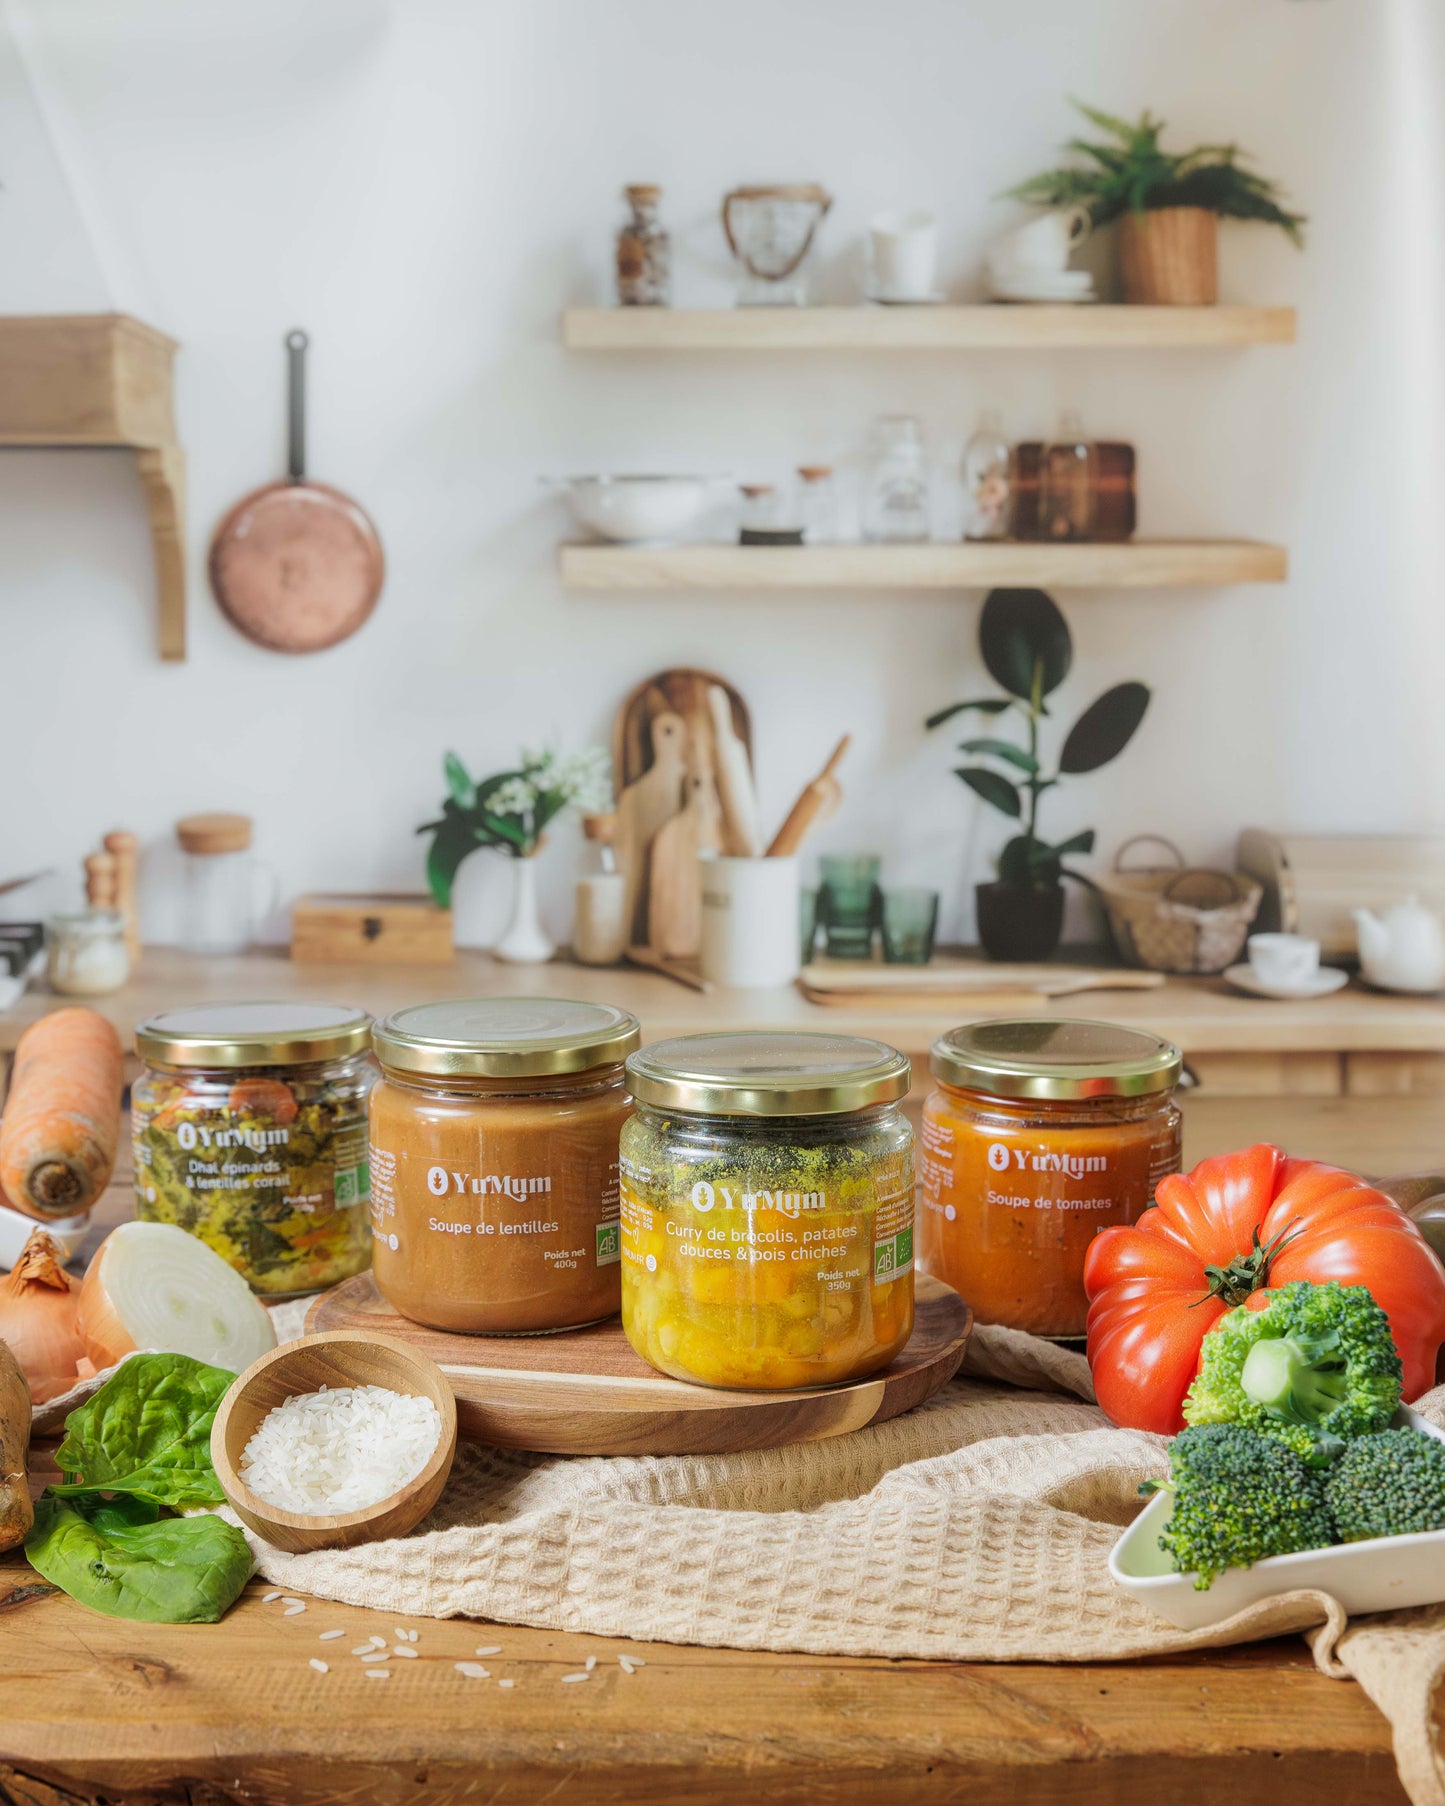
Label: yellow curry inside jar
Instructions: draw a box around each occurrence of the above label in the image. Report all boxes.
[620,1031,915,1390]
[132,1002,375,1298]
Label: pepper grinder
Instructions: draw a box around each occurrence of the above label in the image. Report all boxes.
[103,830,141,963]
[84,850,119,913]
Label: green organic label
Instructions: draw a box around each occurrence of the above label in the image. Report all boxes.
[596,1221,620,1266]
[874,1227,913,1282]
[334,1161,370,1209]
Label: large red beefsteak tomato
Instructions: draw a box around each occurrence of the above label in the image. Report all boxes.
[1084,1143,1445,1434]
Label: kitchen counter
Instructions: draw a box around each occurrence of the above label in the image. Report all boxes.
[7,947,1445,1099]
[2,960,1441,1804]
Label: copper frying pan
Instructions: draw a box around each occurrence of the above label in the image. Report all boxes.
[209,330,384,653]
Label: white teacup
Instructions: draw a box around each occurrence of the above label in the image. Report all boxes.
[987,205,1090,277]
[1247,932,1321,989]
[870,211,939,299]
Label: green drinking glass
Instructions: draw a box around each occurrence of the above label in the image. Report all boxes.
[819,855,881,960]
[881,887,940,965]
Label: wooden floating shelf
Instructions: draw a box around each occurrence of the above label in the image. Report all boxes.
[561,304,1296,353]
[560,540,1288,592]
[0,314,186,659]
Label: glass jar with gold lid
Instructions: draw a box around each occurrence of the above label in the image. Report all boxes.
[133,1002,375,1298]
[918,1018,1183,1339]
[620,1031,914,1390]
[368,998,640,1334]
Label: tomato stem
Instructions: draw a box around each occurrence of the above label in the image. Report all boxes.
[1197,1220,1302,1308]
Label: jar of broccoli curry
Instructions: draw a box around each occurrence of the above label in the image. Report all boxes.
[133,1003,375,1299]
[620,1032,915,1390]
[368,999,640,1334]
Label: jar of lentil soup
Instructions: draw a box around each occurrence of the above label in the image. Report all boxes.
[368,999,639,1335]
[918,1019,1182,1339]
[133,1003,375,1299]
[620,1031,914,1390]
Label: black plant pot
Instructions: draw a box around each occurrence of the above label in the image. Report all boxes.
[975,881,1065,963]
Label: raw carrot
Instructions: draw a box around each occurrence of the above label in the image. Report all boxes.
[0,1009,124,1219]
[0,1339,33,1553]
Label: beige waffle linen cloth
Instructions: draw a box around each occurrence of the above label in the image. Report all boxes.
[227,1317,1445,1806]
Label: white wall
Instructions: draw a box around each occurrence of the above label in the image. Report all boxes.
[0,0,1438,948]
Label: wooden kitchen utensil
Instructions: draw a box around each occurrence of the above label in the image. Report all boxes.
[308,1273,970,1458]
[615,710,688,945]
[647,751,722,958]
[210,1331,458,1554]
[767,735,850,857]
[209,330,384,653]
[708,683,762,856]
[800,956,1166,1006]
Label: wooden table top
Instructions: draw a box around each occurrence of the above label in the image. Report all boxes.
[1,1016,1439,1802]
[7,944,1445,1057]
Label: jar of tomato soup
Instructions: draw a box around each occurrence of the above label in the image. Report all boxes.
[918,1019,1182,1339]
[620,1032,914,1390]
[368,999,639,1334]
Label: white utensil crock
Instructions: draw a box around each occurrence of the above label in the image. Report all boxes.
[700,856,800,989]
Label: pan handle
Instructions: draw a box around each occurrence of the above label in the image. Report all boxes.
[285,328,308,482]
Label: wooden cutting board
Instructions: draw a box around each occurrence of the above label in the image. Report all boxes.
[801,956,1167,1004]
[306,1273,971,1457]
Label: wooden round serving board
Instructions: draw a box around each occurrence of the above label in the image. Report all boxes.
[305,1274,972,1457]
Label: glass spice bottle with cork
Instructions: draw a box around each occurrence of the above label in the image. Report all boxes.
[616,185,670,306]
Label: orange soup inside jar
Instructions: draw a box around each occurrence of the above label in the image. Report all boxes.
[918,1019,1182,1338]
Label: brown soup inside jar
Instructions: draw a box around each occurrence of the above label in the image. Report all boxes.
[368,998,639,1334]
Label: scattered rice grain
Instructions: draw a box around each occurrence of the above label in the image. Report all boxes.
[365,1669,390,1680]
[262,1591,282,1603]
[390,1646,418,1659]
[309,1659,329,1675]
[282,1603,306,1616]
[584,1656,597,1671]
[618,1656,636,1674]
[561,1672,591,1683]
[318,1630,344,1642]
[454,1662,490,1679]
[498,1678,515,1689]
[351,1645,376,1656]
[474,1645,502,1656]
[404,1629,419,1643]
[369,1635,388,1647]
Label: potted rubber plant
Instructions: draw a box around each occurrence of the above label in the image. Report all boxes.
[926,588,1149,961]
[1004,102,1304,304]
[419,746,611,963]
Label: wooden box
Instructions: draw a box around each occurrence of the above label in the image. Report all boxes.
[291,894,454,965]
[0,315,178,448]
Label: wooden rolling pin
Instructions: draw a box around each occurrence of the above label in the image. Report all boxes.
[767,735,850,858]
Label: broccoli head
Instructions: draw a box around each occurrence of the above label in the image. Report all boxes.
[1324,1428,1445,1542]
[1182,1280,1402,1464]
[1157,1423,1334,1588]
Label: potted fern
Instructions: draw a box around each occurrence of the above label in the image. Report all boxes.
[926,588,1150,961]
[1004,102,1304,305]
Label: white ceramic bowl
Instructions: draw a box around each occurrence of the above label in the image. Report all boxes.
[553,475,716,544]
[1110,1407,1445,1630]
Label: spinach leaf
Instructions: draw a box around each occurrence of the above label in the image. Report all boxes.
[25,1492,252,1624]
[53,1352,236,1509]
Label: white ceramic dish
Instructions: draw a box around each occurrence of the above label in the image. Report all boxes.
[1111,1406,1445,1630]
[549,475,720,544]
[0,1200,90,1270]
[871,290,948,306]
[989,275,1097,304]
[1223,963,1350,1001]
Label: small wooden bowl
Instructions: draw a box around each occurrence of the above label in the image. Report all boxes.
[211,1330,458,1554]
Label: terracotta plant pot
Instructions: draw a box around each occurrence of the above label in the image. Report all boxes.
[1117,207,1217,306]
[975,881,1065,963]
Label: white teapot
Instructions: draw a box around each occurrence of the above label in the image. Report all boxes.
[1354,897,1445,993]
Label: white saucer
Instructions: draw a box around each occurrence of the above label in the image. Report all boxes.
[1223,964,1350,1001]
[870,290,948,306]
[988,274,1096,304]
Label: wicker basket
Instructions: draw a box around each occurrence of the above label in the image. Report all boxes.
[1098,836,1263,975]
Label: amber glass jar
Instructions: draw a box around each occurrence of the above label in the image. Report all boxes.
[918,1019,1182,1339]
[368,998,639,1334]
[620,1032,914,1390]
[133,1002,374,1299]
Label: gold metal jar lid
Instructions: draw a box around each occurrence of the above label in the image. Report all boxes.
[136,1001,372,1069]
[372,997,640,1080]
[627,1031,911,1118]
[930,1018,1182,1102]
